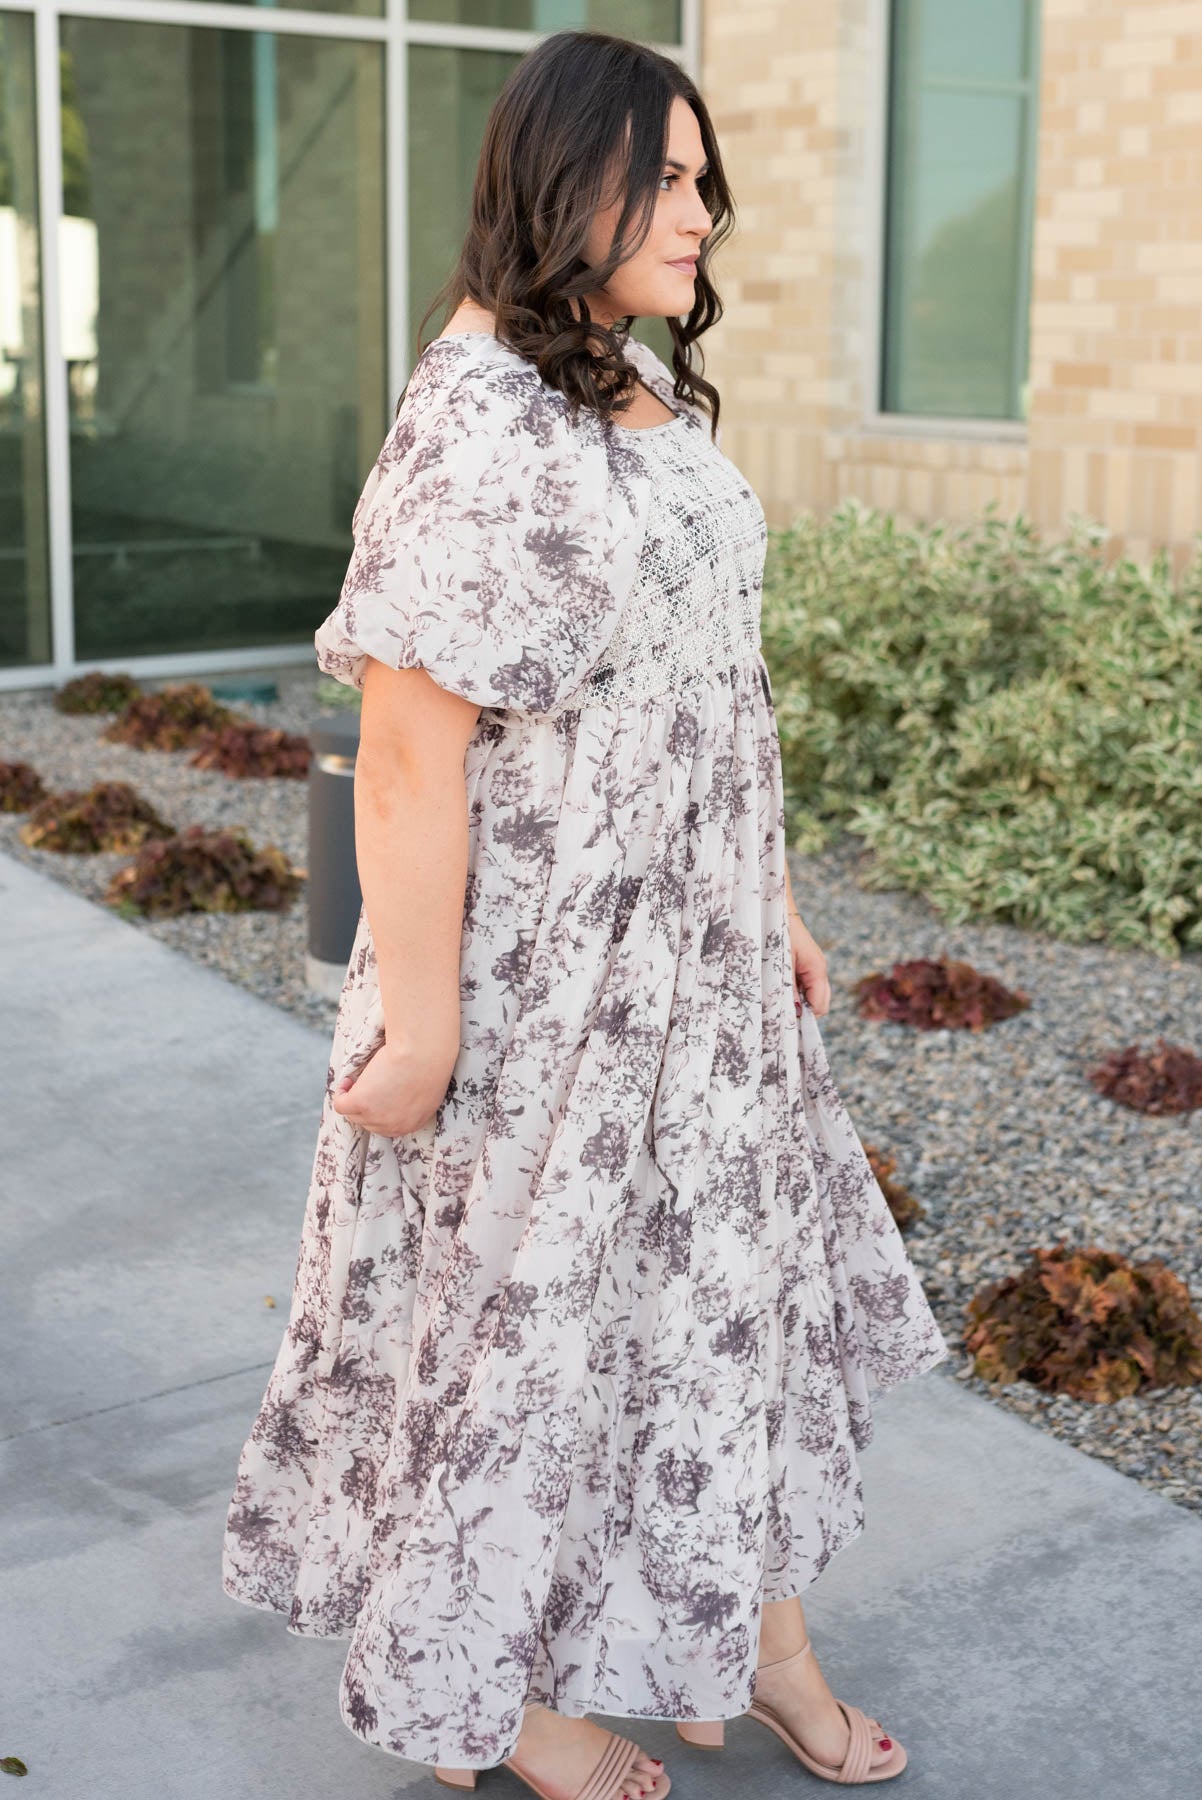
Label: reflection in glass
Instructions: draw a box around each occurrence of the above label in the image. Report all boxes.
[408,42,521,359]
[120,0,384,17]
[0,12,50,670]
[60,17,386,661]
[409,2,681,40]
[882,0,1036,419]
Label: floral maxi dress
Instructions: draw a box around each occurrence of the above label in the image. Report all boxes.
[220,331,948,1770]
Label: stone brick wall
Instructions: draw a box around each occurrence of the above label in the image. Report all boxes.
[700,0,1202,567]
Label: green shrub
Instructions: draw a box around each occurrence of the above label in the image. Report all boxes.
[315,674,361,712]
[965,1245,1202,1402]
[761,501,1202,957]
[104,823,301,917]
[0,760,48,812]
[19,780,173,852]
[54,671,142,714]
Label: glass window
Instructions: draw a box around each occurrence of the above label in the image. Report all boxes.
[409,3,681,40]
[59,17,386,663]
[119,0,384,17]
[0,12,51,672]
[408,42,523,358]
[881,0,1039,421]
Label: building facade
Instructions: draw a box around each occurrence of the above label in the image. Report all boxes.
[704,0,1202,574]
[2,1,1199,691]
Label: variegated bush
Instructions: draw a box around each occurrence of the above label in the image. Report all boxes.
[761,501,1202,958]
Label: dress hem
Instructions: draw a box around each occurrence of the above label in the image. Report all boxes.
[221,1345,950,1766]
[225,1496,874,1766]
[221,1572,355,1642]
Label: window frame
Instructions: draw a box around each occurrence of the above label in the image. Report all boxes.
[860,0,1040,442]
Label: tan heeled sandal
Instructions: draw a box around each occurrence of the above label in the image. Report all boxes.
[435,1726,671,1799]
[675,1636,907,1785]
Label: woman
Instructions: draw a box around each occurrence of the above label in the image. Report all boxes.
[221,28,947,1799]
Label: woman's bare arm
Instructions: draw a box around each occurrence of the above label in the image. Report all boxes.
[330,657,482,1133]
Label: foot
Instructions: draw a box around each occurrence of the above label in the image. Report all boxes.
[752,1637,896,1775]
[509,1706,669,1800]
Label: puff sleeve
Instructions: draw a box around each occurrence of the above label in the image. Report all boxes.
[314,351,652,718]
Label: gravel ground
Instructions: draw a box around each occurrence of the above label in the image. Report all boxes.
[0,666,343,1034]
[3,667,1200,1515]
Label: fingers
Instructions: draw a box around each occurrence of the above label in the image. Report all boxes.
[796,963,832,1016]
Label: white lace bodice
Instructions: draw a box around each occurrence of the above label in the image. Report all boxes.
[543,409,769,716]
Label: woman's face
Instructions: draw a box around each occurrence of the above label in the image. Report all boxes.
[581,96,714,328]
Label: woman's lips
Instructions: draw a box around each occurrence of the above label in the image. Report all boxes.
[668,258,698,272]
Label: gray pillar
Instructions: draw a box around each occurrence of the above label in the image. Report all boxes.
[306,712,362,1000]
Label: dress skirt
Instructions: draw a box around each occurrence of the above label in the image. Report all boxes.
[220,650,949,1769]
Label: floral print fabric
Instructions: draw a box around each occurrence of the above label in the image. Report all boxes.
[311,335,654,718]
[221,332,948,1770]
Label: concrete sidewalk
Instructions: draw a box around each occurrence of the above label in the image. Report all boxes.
[2,847,1199,1800]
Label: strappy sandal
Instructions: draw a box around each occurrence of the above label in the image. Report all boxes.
[435,1726,672,1798]
[675,1636,907,1785]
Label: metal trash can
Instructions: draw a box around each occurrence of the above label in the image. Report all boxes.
[306,712,363,998]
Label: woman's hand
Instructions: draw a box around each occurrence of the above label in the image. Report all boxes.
[330,1028,458,1137]
[787,906,831,1019]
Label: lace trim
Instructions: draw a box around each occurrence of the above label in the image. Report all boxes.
[542,415,768,715]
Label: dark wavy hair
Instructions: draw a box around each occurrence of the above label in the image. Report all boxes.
[408,29,735,440]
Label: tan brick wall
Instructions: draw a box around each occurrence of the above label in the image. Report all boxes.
[700,0,1202,568]
[698,1,845,525]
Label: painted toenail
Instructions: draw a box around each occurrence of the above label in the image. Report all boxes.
[878,1737,892,1750]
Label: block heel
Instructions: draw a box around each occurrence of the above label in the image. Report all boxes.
[674,1720,725,1749]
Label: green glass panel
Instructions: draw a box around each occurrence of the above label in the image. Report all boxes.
[914,0,1027,84]
[60,17,386,662]
[120,0,383,18]
[409,2,681,41]
[882,0,1034,420]
[0,12,51,671]
[408,42,522,356]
